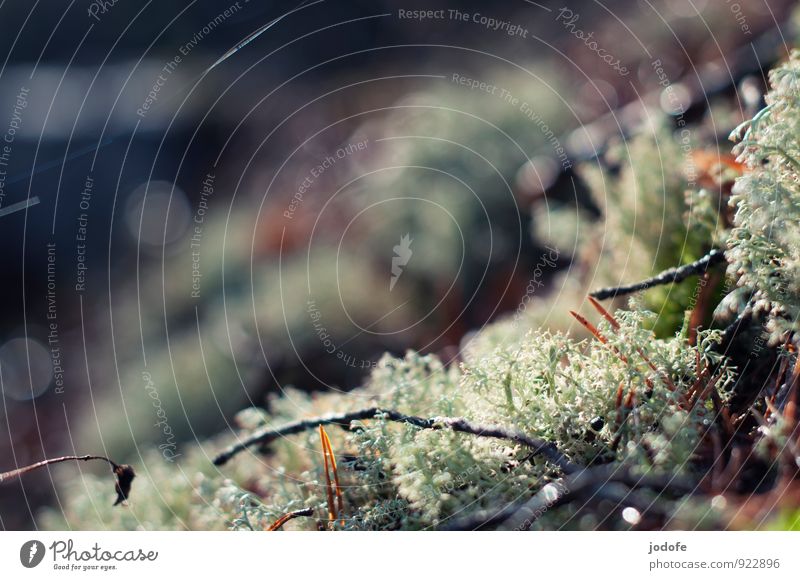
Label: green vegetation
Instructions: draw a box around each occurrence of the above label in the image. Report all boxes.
[42,51,800,532]
[727,50,800,345]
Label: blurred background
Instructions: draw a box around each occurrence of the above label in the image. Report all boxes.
[0,0,795,529]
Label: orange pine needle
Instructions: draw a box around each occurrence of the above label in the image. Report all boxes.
[692,370,723,409]
[624,385,637,409]
[325,431,345,526]
[319,426,337,526]
[571,309,630,365]
[318,425,345,528]
[686,364,711,402]
[267,512,295,531]
[588,296,620,330]
[570,310,607,344]
[636,348,660,375]
[615,382,625,411]
[585,297,668,381]
[687,272,718,346]
[267,508,314,531]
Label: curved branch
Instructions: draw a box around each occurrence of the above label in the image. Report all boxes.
[213,408,578,474]
[590,249,725,300]
[444,463,695,530]
[1,455,134,506]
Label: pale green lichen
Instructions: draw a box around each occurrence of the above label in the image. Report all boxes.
[578,122,713,337]
[43,310,733,531]
[43,53,800,533]
[727,50,800,344]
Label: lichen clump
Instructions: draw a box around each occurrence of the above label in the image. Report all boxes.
[727,50,800,344]
[43,51,800,532]
[45,309,732,531]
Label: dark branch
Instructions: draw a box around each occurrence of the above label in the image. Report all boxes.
[0,455,135,506]
[499,464,692,531]
[444,463,695,531]
[213,408,578,474]
[590,249,726,300]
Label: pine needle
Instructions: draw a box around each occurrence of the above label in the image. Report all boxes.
[318,425,344,527]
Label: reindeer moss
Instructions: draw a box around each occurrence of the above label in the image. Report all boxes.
[43,52,800,532]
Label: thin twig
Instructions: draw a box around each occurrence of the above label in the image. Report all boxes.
[203,0,315,75]
[0,455,117,481]
[514,466,689,529]
[589,249,725,300]
[267,507,314,531]
[444,463,694,530]
[213,408,578,474]
[0,455,134,506]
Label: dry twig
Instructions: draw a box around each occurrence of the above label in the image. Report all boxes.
[213,408,578,474]
[0,455,134,506]
[266,507,314,531]
[589,249,725,300]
